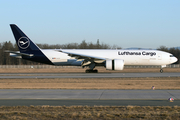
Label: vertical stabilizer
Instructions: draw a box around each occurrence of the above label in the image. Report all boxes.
[10,24,53,65]
[10,24,40,52]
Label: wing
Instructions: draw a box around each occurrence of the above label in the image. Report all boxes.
[57,50,106,66]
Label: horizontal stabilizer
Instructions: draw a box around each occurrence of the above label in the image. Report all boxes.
[5,50,34,57]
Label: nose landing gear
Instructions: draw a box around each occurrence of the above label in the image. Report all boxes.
[160,65,166,73]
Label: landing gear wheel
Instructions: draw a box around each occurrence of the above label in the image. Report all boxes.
[160,69,163,73]
[85,69,98,73]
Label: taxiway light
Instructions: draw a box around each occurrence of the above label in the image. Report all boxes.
[151,86,155,90]
[168,97,174,102]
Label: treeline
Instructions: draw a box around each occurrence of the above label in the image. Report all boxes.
[0,40,120,65]
[36,40,116,49]
[0,41,180,65]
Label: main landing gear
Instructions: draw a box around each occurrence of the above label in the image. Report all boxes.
[84,62,98,73]
[85,69,98,73]
[160,69,163,73]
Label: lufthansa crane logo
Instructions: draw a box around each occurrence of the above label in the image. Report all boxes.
[18,37,30,49]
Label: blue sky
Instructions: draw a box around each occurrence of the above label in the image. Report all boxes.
[0,0,180,49]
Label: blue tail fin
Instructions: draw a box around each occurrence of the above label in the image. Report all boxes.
[10,24,40,52]
[10,24,53,65]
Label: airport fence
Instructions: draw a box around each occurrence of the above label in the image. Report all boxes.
[0,64,179,69]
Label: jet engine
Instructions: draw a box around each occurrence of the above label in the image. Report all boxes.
[106,59,124,70]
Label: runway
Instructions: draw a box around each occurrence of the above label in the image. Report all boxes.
[1,89,180,99]
[0,73,180,106]
[1,99,180,106]
[0,72,180,78]
[0,89,180,106]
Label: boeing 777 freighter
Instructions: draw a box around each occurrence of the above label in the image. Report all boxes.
[7,24,177,73]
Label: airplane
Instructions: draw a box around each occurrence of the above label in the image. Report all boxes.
[7,24,178,73]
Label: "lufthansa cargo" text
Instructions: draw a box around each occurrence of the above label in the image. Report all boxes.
[118,51,156,56]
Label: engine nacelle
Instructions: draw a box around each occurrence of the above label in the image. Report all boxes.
[106,59,124,70]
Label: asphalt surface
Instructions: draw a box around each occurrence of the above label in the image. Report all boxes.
[0,89,179,99]
[0,72,179,106]
[0,99,179,106]
[0,72,180,78]
[0,89,179,106]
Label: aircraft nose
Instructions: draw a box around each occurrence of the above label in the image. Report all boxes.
[173,57,178,63]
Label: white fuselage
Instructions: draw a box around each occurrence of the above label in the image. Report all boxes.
[41,49,177,66]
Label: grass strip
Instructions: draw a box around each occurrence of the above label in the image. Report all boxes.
[0,68,180,73]
[0,106,179,120]
[0,77,180,89]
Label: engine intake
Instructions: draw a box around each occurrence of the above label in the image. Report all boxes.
[106,59,124,70]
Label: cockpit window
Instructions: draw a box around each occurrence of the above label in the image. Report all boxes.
[170,55,174,57]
